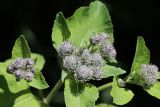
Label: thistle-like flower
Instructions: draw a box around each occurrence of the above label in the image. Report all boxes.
[140,64,158,86]
[92,66,103,80]
[7,57,35,81]
[14,70,25,80]
[91,53,104,66]
[90,32,109,45]
[100,43,116,61]
[63,55,80,72]
[74,65,93,82]
[58,41,74,57]
[24,71,35,81]
[80,49,92,65]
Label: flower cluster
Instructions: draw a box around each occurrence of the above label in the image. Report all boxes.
[90,32,116,61]
[90,32,109,45]
[140,64,158,87]
[58,32,116,82]
[8,57,35,81]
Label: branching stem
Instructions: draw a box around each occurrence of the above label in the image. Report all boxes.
[44,79,63,104]
[98,82,112,91]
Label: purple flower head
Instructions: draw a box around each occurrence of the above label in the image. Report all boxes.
[74,65,93,82]
[14,57,26,68]
[7,57,35,81]
[26,58,35,67]
[90,32,109,45]
[24,72,34,81]
[92,67,103,80]
[14,70,25,79]
[58,41,74,57]
[80,49,92,65]
[63,55,80,72]
[91,53,104,66]
[100,43,116,61]
[140,64,158,86]
[8,63,16,73]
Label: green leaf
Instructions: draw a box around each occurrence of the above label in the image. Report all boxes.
[96,103,117,107]
[28,53,49,89]
[61,70,68,83]
[13,93,50,107]
[0,61,47,107]
[64,78,99,107]
[52,12,71,48]
[52,1,113,49]
[12,35,31,58]
[110,77,134,105]
[144,82,160,99]
[102,65,126,78]
[31,53,45,71]
[126,36,150,85]
[131,36,150,74]
[28,72,49,89]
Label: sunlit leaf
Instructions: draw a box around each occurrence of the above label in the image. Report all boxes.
[110,77,134,105]
[52,1,113,49]
[102,65,126,78]
[0,61,48,107]
[64,78,99,107]
[28,53,49,89]
[126,36,150,86]
[52,12,71,48]
[12,35,31,58]
[144,82,160,99]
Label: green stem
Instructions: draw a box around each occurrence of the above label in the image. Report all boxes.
[44,79,63,104]
[98,82,112,91]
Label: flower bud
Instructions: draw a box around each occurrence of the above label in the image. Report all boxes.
[7,57,35,81]
[14,70,24,79]
[90,32,109,45]
[92,67,103,80]
[58,41,74,57]
[8,63,16,73]
[75,65,93,82]
[100,43,116,61]
[26,58,35,67]
[14,57,26,68]
[80,49,92,65]
[63,55,80,72]
[118,78,126,87]
[140,64,158,86]
[24,72,34,81]
[91,53,104,66]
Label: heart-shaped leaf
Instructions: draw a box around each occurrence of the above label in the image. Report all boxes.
[12,35,31,58]
[110,77,134,105]
[131,36,150,72]
[0,61,48,107]
[52,12,71,48]
[144,82,160,99]
[64,78,99,107]
[0,35,49,106]
[102,65,126,78]
[52,1,113,49]
[28,53,49,89]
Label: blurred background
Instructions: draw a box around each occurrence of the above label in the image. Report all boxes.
[0,0,159,106]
